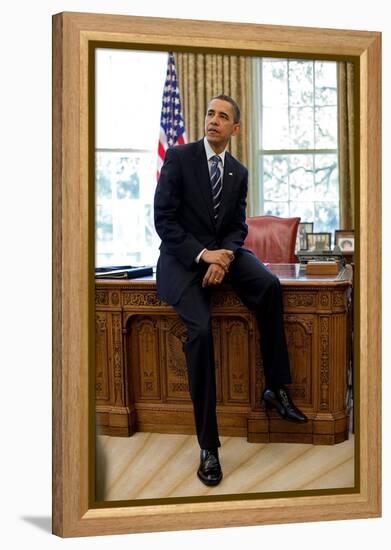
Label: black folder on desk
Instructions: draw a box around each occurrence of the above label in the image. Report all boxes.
[95,265,153,279]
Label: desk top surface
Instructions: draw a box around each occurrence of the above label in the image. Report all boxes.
[96,263,353,288]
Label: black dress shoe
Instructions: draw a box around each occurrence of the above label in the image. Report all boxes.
[262,386,308,423]
[197,448,223,486]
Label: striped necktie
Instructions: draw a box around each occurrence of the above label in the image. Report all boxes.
[210,155,222,221]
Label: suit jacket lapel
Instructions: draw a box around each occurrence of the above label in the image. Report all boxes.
[216,153,236,232]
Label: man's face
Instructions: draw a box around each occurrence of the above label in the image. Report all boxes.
[204,98,240,151]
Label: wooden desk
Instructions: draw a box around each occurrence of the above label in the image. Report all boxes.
[95,263,353,445]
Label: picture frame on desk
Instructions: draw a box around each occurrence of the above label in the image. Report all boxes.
[305,232,332,252]
[296,222,314,251]
[52,12,381,538]
[335,229,355,253]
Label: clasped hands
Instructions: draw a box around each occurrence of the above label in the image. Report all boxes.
[201,249,235,288]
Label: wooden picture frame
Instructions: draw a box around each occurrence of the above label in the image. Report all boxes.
[335,229,355,252]
[52,11,381,537]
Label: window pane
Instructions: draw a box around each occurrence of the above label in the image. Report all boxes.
[315,61,337,106]
[262,59,288,107]
[263,156,289,200]
[262,106,289,149]
[314,154,339,201]
[315,106,338,148]
[288,60,314,106]
[289,155,314,201]
[95,151,160,267]
[289,107,314,149]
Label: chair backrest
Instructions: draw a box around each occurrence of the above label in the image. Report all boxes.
[244,215,301,263]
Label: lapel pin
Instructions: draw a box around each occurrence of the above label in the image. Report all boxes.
[228,172,233,176]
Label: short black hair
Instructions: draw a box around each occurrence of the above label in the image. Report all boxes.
[209,94,241,124]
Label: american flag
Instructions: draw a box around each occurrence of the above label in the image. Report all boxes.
[157,52,186,181]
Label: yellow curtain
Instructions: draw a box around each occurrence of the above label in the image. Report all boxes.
[175,52,251,168]
[338,62,355,230]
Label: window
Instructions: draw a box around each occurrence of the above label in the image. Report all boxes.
[95,49,167,268]
[257,59,339,245]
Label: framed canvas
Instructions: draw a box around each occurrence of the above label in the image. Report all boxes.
[52,12,381,537]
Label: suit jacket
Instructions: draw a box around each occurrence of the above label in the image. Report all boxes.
[153,138,249,305]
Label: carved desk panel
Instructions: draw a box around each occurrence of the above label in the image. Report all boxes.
[95,264,353,445]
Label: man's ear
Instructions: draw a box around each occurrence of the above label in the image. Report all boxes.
[232,123,240,137]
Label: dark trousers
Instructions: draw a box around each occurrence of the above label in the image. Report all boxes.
[172,249,292,450]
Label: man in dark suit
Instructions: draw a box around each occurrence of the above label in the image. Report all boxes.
[154,94,307,487]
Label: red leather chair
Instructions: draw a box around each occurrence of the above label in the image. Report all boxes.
[244,215,301,263]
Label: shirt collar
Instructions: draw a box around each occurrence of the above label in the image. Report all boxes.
[203,136,226,166]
